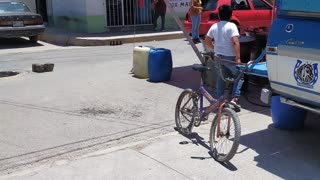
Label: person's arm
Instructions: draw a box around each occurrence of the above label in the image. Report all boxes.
[204,36,214,50]
[190,0,202,10]
[231,36,241,64]
[190,0,198,11]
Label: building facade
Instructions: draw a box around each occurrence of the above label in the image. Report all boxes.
[24,0,190,33]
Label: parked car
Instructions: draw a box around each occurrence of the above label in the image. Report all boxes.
[0,0,45,43]
[184,0,274,36]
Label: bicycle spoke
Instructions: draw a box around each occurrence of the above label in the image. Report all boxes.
[210,108,240,162]
[175,90,198,135]
[181,96,192,109]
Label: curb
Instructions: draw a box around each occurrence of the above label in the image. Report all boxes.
[39,31,185,46]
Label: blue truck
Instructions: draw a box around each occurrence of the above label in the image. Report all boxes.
[262,0,320,127]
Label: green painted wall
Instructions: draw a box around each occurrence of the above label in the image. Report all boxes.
[86,16,106,33]
[51,15,105,33]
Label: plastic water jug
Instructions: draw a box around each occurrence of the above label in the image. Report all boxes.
[148,48,172,82]
[133,46,153,78]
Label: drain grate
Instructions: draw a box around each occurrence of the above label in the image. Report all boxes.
[109,40,122,46]
[0,71,19,78]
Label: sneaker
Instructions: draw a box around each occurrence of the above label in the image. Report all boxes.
[196,38,201,43]
[192,39,199,44]
[231,97,239,104]
[230,98,241,112]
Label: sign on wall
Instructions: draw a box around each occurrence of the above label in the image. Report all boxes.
[168,0,190,13]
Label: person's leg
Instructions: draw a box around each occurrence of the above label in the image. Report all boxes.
[160,13,165,30]
[224,63,244,98]
[232,74,244,98]
[195,15,201,40]
[214,56,228,98]
[191,16,197,40]
[153,11,160,30]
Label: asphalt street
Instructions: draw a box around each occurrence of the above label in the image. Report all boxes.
[0,37,204,174]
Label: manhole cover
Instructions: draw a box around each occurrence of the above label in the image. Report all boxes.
[0,71,19,78]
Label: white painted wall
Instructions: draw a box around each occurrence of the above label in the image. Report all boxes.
[51,0,86,16]
[86,0,105,16]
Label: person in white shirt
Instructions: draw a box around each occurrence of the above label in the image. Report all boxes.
[204,4,243,109]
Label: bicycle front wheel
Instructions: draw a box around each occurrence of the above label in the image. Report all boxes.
[175,89,197,135]
[209,108,241,162]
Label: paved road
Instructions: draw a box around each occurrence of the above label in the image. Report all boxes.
[0,38,84,55]
[0,37,205,174]
[1,38,320,179]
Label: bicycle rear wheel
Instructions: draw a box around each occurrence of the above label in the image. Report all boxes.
[209,108,241,162]
[175,89,197,135]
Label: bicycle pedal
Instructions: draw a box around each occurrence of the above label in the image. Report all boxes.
[194,121,201,127]
[201,116,208,121]
[180,128,191,135]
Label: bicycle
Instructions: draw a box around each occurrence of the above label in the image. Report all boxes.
[175,52,252,162]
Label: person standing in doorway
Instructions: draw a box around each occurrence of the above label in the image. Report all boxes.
[204,5,243,110]
[152,0,167,31]
[189,0,202,44]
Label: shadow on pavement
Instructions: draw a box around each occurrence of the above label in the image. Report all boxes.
[166,65,270,116]
[165,65,201,90]
[240,117,320,179]
[0,38,43,49]
[176,129,238,171]
[239,75,271,116]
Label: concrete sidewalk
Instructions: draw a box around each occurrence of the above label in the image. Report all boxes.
[38,27,185,46]
[3,110,320,180]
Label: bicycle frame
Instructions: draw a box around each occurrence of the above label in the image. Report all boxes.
[196,86,231,139]
[193,53,251,120]
[196,87,224,118]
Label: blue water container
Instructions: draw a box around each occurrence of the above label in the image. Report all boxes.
[271,96,307,130]
[148,48,172,82]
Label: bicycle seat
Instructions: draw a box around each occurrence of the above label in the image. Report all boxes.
[192,64,210,72]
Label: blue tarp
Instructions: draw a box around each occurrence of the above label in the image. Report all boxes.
[238,50,268,78]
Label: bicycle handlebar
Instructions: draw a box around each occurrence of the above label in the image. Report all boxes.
[200,51,253,83]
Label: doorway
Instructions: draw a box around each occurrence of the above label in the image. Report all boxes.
[36,0,48,22]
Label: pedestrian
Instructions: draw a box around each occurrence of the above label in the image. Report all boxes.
[204,5,243,110]
[189,0,202,44]
[151,0,166,31]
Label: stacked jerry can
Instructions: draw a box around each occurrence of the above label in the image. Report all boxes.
[132,46,172,82]
[133,46,152,79]
[148,48,172,82]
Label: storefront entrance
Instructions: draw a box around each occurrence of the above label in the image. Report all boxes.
[105,0,153,27]
[36,0,48,22]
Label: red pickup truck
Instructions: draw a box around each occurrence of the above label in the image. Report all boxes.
[184,0,275,36]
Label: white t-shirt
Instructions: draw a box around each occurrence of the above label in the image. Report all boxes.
[206,21,239,56]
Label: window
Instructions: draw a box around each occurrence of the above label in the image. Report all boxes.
[0,2,30,13]
[251,0,271,10]
[279,0,320,13]
[202,0,218,11]
[277,0,320,19]
[231,0,250,10]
